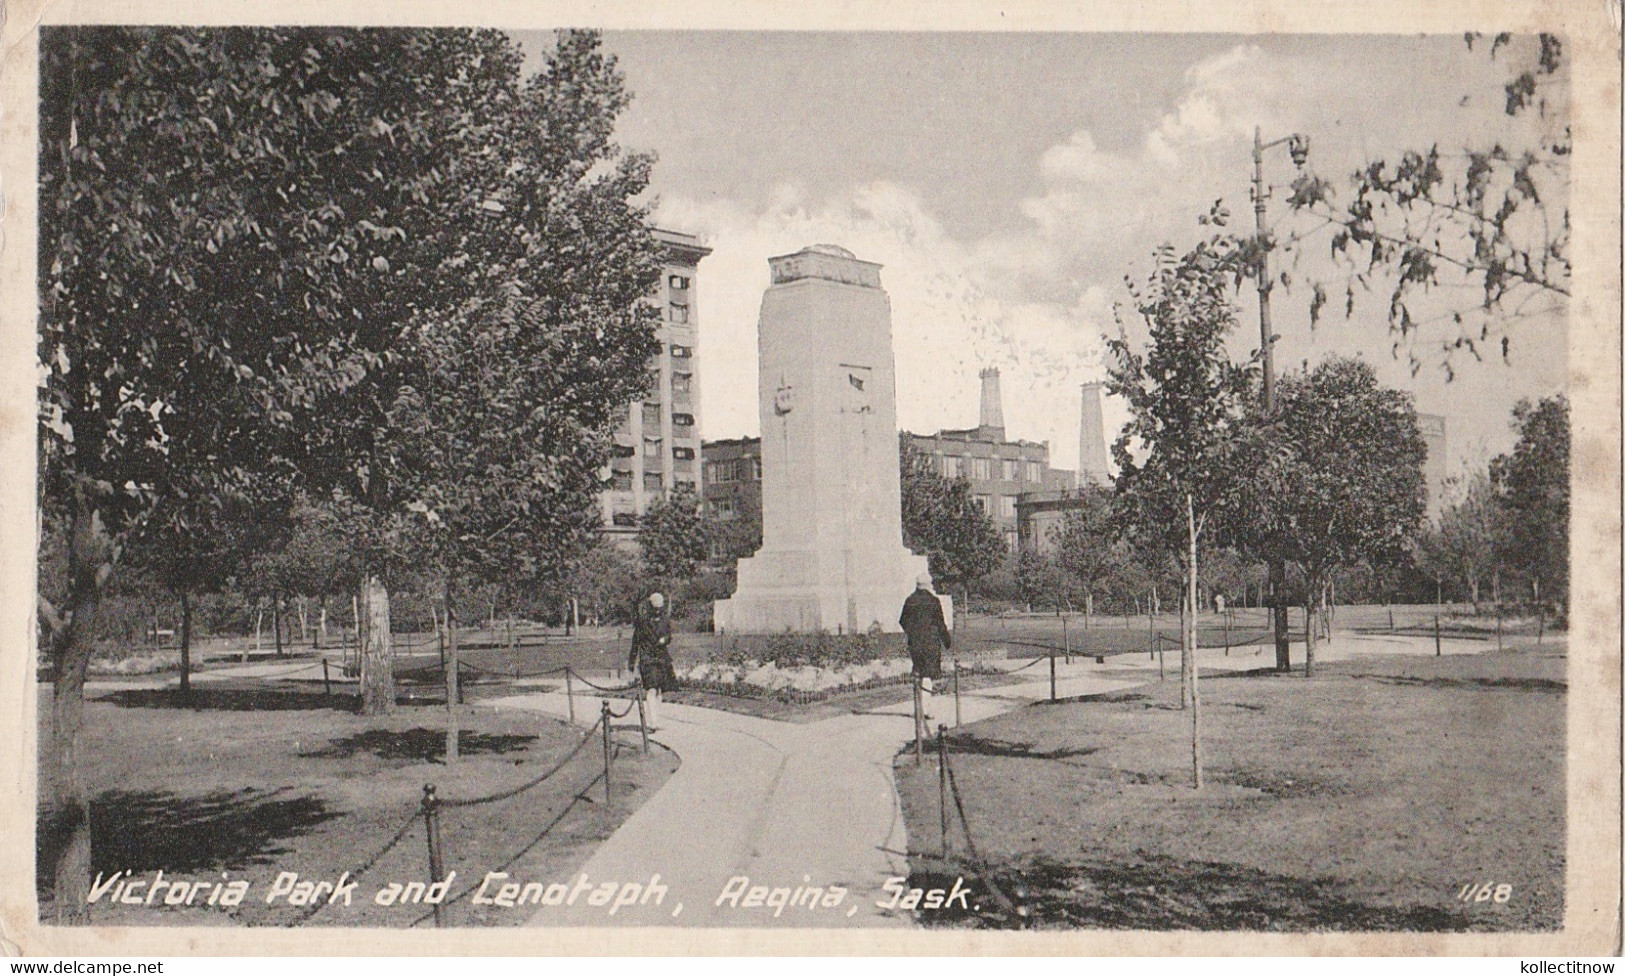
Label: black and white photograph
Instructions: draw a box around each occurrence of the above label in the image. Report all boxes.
[5,0,1620,957]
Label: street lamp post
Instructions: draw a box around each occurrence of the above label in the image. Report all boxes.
[1252,126,1309,673]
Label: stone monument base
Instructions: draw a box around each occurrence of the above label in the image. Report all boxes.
[714,547,951,634]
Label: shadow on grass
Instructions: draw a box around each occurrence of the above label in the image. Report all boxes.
[1353,674,1566,693]
[942,735,1099,761]
[93,687,360,712]
[908,854,1478,931]
[37,788,338,895]
[298,728,537,763]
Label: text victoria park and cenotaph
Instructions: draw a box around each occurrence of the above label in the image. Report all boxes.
[713,245,945,634]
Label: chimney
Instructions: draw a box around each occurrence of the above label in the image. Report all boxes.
[1079,382,1110,485]
[978,367,1005,436]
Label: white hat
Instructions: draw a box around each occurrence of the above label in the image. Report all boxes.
[649,592,665,608]
[916,574,932,588]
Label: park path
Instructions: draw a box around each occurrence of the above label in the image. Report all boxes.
[484,629,1487,928]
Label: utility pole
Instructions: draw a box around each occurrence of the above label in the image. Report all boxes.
[1253,125,1308,674]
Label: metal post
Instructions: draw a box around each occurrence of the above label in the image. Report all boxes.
[1434,613,1442,657]
[912,678,924,766]
[937,724,951,857]
[322,658,331,697]
[1049,650,1057,702]
[564,668,577,726]
[600,700,613,826]
[421,784,445,929]
[635,683,650,755]
[1223,613,1230,657]
[1062,615,1070,664]
[1157,635,1165,680]
[953,658,962,728]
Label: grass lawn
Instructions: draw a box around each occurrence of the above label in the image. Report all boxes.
[893,639,1565,932]
[36,684,675,927]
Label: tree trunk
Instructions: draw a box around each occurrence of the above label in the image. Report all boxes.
[251,604,261,663]
[296,597,308,643]
[272,596,284,657]
[1303,586,1317,678]
[1186,494,1202,790]
[1270,561,1291,672]
[48,503,119,924]
[178,590,193,699]
[359,575,395,716]
[1178,587,1190,710]
[318,598,328,648]
[445,579,461,764]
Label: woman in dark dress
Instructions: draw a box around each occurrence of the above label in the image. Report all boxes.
[629,591,678,726]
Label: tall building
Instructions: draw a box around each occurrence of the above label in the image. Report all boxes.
[1078,381,1112,486]
[598,228,713,545]
[1418,412,1447,522]
[705,368,1076,556]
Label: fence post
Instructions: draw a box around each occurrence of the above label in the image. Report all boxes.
[322,658,331,698]
[634,681,650,755]
[912,678,924,767]
[1062,615,1070,664]
[1223,615,1230,657]
[1434,613,1442,657]
[1049,650,1057,702]
[421,784,445,929]
[1495,601,1503,652]
[953,658,962,729]
[565,668,577,726]
[937,724,951,858]
[600,700,613,828]
[1157,635,1165,681]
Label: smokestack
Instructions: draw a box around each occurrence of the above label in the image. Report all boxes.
[1079,382,1110,485]
[978,367,1005,435]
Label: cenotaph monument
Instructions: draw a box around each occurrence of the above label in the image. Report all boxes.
[713,245,942,634]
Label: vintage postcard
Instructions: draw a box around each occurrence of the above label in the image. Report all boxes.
[1,0,1619,957]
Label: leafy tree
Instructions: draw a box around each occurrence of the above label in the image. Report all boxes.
[899,438,1006,626]
[638,485,712,587]
[1015,548,1067,612]
[1237,358,1427,674]
[1281,34,1568,374]
[1490,395,1569,613]
[707,486,763,565]
[1108,235,1257,718]
[569,543,642,626]
[1048,483,1125,619]
[1419,472,1502,607]
[37,25,655,918]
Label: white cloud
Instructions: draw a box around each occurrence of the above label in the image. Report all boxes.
[658,40,1566,476]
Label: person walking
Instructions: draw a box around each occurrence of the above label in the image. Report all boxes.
[629,590,677,728]
[899,574,951,728]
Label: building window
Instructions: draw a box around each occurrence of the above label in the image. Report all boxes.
[1004,529,1018,551]
[1026,460,1041,482]
[669,274,690,291]
[672,412,695,427]
[641,402,662,429]
[613,444,636,459]
[672,372,693,397]
[972,457,992,480]
[671,344,693,359]
[669,303,689,324]
[706,464,719,484]
[643,472,664,492]
[1003,459,1020,481]
[611,472,633,492]
[643,437,662,458]
[673,446,695,460]
[943,455,963,479]
[972,495,989,513]
[612,511,637,527]
[998,496,1017,519]
[751,457,762,479]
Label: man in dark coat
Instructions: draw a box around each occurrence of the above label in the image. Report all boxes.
[630,591,677,727]
[899,574,951,722]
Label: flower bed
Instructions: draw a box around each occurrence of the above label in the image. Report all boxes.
[677,634,1007,702]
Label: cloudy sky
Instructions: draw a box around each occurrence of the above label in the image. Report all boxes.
[518,31,1567,486]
